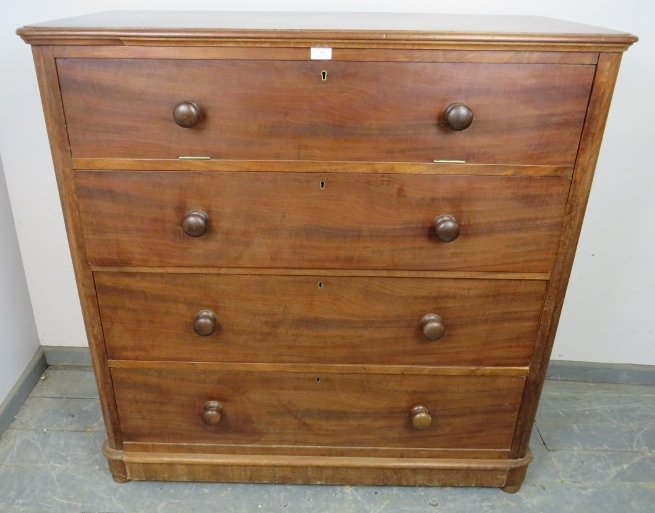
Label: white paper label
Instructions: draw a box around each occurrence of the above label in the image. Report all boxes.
[311,47,332,60]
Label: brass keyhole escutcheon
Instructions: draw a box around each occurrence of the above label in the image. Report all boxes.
[321,70,327,81]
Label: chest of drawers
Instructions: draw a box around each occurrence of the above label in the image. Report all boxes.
[18,11,636,492]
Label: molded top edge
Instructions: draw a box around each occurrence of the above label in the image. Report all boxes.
[17,11,638,48]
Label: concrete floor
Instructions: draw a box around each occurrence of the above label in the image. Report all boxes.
[0,367,654,512]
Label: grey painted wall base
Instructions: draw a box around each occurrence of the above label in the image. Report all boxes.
[547,360,655,386]
[0,347,47,436]
[38,347,655,387]
[42,345,92,367]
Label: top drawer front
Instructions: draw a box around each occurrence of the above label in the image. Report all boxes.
[58,59,594,165]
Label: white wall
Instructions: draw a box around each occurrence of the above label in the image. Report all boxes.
[0,1,652,364]
[0,155,40,405]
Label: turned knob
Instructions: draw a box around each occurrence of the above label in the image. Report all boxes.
[410,405,432,430]
[193,310,217,336]
[201,401,223,426]
[182,210,208,237]
[444,102,473,131]
[421,314,445,341]
[173,101,203,128]
[433,214,460,242]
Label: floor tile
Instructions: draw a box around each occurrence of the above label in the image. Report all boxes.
[525,427,560,482]
[0,466,94,513]
[30,368,99,399]
[537,380,655,454]
[0,429,106,469]
[536,396,655,426]
[79,474,655,513]
[81,469,529,513]
[550,450,655,484]
[9,397,103,432]
[538,423,655,452]
[541,380,655,397]
[519,481,655,512]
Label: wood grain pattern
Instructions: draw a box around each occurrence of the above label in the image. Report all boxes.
[510,52,625,459]
[104,438,532,484]
[91,267,551,281]
[122,441,511,459]
[19,12,636,490]
[58,59,594,165]
[111,368,525,449]
[108,361,529,377]
[30,47,124,452]
[72,159,573,177]
[501,464,529,493]
[96,272,546,367]
[76,171,570,272]
[121,450,531,469]
[17,11,638,51]
[53,45,599,64]
[124,461,508,486]
[20,11,632,35]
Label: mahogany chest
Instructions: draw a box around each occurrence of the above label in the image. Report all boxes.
[18,11,636,491]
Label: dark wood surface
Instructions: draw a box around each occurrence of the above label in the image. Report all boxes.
[17,12,637,51]
[20,11,635,490]
[53,46,601,65]
[121,440,511,459]
[58,59,594,165]
[108,360,528,377]
[18,11,632,34]
[111,368,525,449]
[92,267,551,281]
[106,439,533,485]
[72,159,574,177]
[76,171,570,271]
[123,459,511,487]
[95,272,546,366]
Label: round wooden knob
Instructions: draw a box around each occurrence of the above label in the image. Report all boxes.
[444,102,473,131]
[182,210,208,237]
[433,214,460,242]
[410,405,432,430]
[421,314,445,341]
[201,401,223,426]
[193,310,217,336]
[173,101,203,128]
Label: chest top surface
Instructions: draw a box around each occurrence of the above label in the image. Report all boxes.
[17,11,637,49]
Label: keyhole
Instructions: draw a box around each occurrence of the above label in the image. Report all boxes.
[316,377,321,383]
[319,181,325,189]
[321,70,327,81]
[318,281,323,289]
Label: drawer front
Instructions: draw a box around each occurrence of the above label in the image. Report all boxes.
[58,59,593,165]
[111,368,525,449]
[96,273,546,366]
[76,171,569,272]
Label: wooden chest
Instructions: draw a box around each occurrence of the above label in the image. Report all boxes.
[18,11,636,492]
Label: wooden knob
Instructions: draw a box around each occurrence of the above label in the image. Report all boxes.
[410,405,432,430]
[444,102,473,131]
[173,101,203,128]
[182,210,208,237]
[193,310,217,336]
[201,401,223,426]
[421,314,445,341]
[433,214,460,242]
